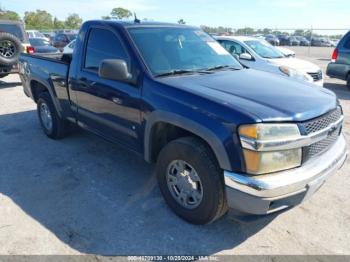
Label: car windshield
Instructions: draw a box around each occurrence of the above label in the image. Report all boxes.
[0,24,25,41]
[67,34,77,41]
[244,40,284,59]
[128,27,243,76]
[29,38,50,46]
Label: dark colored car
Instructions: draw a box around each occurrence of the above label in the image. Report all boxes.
[18,20,347,225]
[288,36,300,46]
[327,31,350,88]
[295,36,310,46]
[52,33,77,51]
[277,34,290,46]
[265,34,280,46]
[29,38,59,54]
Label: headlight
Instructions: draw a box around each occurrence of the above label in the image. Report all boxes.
[239,124,302,175]
[279,66,313,83]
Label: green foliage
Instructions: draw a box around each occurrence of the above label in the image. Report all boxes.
[24,10,53,30]
[110,7,132,20]
[178,19,186,24]
[53,17,65,29]
[65,13,83,29]
[0,8,20,21]
[102,15,112,20]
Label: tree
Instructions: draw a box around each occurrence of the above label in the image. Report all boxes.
[0,8,20,21]
[53,17,65,29]
[102,15,111,20]
[178,19,186,24]
[294,29,305,36]
[24,10,53,30]
[65,13,83,29]
[110,7,132,20]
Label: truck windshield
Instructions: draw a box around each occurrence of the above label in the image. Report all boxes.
[244,40,284,59]
[128,27,243,76]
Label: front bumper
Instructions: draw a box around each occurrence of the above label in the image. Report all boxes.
[224,134,347,215]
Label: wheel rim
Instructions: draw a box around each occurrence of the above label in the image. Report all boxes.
[166,160,203,209]
[40,103,53,131]
[0,40,17,58]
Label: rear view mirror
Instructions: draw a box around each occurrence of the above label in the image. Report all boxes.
[239,53,253,61]
[99,59,133,83]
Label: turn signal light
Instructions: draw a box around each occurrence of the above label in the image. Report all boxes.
[26,46,35,54]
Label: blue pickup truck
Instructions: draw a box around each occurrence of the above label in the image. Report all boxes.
[19,20,347,224]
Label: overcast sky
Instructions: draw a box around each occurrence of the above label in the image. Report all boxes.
[2,0,349,30]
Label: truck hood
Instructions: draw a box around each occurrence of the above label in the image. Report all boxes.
[157,69,337,122]
[268,57,320,73]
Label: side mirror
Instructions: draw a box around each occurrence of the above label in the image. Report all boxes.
[239,53,253,61]
[99,59,133,83]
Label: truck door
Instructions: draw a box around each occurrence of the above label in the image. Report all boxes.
[74,27,142,152]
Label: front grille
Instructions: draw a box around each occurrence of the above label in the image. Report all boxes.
[300,107,342,161]
[301,107,342,135]
[307,70,323,82]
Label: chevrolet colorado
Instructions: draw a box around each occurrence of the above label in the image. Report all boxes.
[19,20,347,224]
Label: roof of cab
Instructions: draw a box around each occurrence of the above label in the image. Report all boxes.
[84,20,196,29]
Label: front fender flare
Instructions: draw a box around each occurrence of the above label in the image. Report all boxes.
[144,111,232,171]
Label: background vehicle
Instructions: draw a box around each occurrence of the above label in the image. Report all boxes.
[327,31,350,88]
[216,36,323,86]
[26,30,50,42]
[265,34,279,46]
[52,33,77,51]
[277,34,290,46]
[295,36,310,46]
[288,36,300,46]
[29,38,59,54]
[0,20,31,78]
[62,39,76,54]
[19,20,346,225]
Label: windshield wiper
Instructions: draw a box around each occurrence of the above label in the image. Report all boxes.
[155,69,198,77]
[202,65,240,71]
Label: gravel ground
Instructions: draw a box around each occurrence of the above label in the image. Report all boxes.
[0,47,349,255]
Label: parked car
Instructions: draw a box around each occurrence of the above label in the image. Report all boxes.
[52,33,77,51]
[311,37,333,47]
[276,46,296,57]
[62,39,76,54]
[327,31,350,88]
[0,20,32,78]
[19,20,346,225]
[295,36,310,46]
[277,34,290,46]
[26,30,50,42]
[216,36,323,86]
[29,38,59,54]
[288,36,300,46]
[265,34,280,46]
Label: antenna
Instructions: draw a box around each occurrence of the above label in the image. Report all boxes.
[134,13,141,23]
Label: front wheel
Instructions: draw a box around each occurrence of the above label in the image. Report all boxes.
[156,137,227,224]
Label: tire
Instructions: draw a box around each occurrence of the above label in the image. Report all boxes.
[37,92,69,139]
[156,137,227,225]
[0,32,22,66]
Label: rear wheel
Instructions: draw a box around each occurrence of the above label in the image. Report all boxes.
[37,92,70,139]
[156,137,227,224]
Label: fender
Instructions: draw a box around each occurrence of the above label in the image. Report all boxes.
[144,110,232,171]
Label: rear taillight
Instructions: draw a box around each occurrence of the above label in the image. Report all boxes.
[26,46,35,54]
[331,48,338,62]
